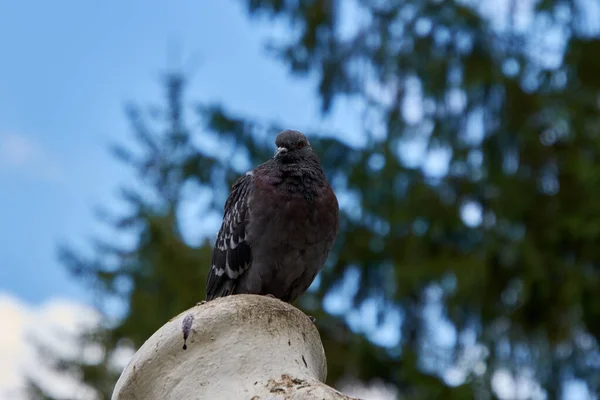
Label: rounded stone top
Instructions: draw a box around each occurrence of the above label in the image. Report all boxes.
[112,294,355,399]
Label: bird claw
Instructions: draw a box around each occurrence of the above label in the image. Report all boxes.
[196,300,207,306]
[308,315,316,323]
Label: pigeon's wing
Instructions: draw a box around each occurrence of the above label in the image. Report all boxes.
[205,173,253,300]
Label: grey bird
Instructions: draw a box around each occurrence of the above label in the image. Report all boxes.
[205,130,339,303]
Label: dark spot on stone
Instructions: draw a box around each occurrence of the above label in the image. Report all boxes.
[268,316,273,324]
[182,313,194,350]
[302,332,306,342]
[254,381,258,385]
[288,340,291,346]
[302,355,308,368]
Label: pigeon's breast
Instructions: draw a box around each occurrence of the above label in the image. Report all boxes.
[248,175,337,249]
[237,169,339,301]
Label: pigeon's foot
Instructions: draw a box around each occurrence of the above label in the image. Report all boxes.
[308,315,317,324]
[196,300,207,306]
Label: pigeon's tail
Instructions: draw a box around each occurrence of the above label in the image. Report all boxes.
[205,278,236,301]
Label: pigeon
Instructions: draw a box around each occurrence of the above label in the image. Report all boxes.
[205,130,339,303]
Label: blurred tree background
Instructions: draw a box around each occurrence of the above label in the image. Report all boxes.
[28,0,600,399]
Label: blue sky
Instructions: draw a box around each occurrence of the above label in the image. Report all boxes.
[0,0,360,305]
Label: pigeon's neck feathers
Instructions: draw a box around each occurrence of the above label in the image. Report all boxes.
[274,152,325,179]
[254,151,327,202]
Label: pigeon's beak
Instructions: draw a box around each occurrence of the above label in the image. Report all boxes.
[275,147,288,157]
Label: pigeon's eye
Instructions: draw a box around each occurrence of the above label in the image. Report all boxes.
[296,142,305,149]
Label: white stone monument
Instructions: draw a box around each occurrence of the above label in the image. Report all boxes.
[112,294,358,399]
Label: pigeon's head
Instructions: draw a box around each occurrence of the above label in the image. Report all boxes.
[274,130,314,163]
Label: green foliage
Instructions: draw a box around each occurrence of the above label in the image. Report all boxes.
[31,1,600,399]
[236,0,600,397]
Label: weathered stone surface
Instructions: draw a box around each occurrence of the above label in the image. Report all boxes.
[112,294,358,400]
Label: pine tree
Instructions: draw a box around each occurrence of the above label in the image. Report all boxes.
[231,0,600,397]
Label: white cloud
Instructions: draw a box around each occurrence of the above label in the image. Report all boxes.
[0,133,63,182]
[0,295,28,399]
[0,292,134,400]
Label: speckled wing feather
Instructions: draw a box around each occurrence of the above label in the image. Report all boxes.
[205,173,253,300]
